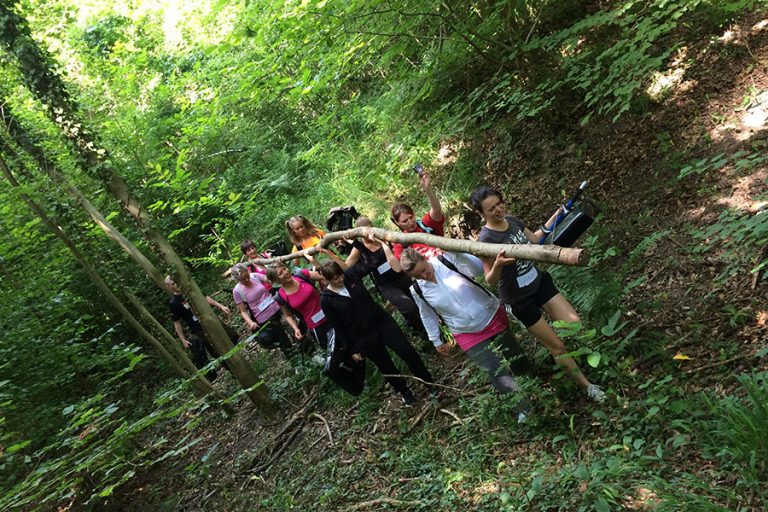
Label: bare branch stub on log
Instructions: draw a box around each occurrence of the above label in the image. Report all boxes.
[246,227,589,267]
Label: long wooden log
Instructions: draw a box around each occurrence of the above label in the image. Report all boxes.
[247,227,589,267]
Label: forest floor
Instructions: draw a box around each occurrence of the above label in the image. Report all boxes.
[104,12,767,512]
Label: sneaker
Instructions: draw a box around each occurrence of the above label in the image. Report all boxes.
[586,384,606,403]
[401,391,415,407]
[516,411,529,424]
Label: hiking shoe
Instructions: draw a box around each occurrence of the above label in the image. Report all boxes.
[401,391,415,407]
[516,411,529,424]
[586,384,606,403]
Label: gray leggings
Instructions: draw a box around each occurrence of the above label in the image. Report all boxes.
[464,329,529,393]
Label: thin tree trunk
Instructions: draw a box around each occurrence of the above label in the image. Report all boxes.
[0,121,166,290]
[123,289,207,378]
[0,9,273,413]
[0,154,215,397]
[248,227,590,267]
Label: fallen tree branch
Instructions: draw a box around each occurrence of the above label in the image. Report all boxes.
[382,373,462,393]
[247,227,589,267]
[310,412,334,447]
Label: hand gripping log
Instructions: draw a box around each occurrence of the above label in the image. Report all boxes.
[247,227,589,267]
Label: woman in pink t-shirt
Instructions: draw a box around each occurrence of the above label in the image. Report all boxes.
[266,264,330,347]
[267,261,366,397]
[230,263,301,361]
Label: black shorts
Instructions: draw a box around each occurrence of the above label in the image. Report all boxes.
[507,272,559,329]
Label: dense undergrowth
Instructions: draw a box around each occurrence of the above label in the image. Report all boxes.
[0,0,766,510]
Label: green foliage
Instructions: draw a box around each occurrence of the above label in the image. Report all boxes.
[703,372,768,488]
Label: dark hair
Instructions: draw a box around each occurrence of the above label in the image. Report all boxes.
[390,203,414,227]
[265,262,287,283]
[241,239,256,255]
[469,186,503,214]
[317,261,343,281]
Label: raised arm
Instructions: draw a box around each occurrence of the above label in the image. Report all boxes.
[530,206,563,242]
[421,170,444,222]
[345,246,361,268]
[483,249,516,287]
[376,237,403,273]
[316,247,348,270]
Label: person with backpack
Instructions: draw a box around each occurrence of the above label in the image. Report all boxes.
[286,215,326,264]
[390,166,445,260]
[266,260,366,396]
[230,263,300,360]
[399,249,532,421]
[469,186,606,403]
[344,217,427,339]
[318,260,435,405]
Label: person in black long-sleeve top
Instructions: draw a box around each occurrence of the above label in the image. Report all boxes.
[318,261,434,405]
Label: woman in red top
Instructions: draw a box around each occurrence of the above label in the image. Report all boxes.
[390,167,445,260]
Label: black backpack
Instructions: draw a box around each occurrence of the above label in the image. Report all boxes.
[326,206,360,232]
[326,206,360,255]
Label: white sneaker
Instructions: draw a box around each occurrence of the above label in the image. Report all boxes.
[586,384,606,403]
[516,411,529,424]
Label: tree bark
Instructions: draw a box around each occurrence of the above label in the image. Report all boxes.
[0,7,274,413]
[123,289,221,398]
[247,227,589,267]
[0,118,166,290]
[0,154,215,397]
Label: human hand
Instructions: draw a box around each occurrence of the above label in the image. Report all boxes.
[293,327,303,339]
[182,339,191,349]
[351,353,364,362]
[219,305,231,316]
[435,343,451,357]
[493,248,516,269]
[419,168,431,190]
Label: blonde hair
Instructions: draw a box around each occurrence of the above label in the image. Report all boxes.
[285,215,321,246]
[400,248,425,273]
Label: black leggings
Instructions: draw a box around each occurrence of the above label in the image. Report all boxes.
[189,333,218,381]
[377,280,428,339]
[256,315,295,360]
[356,315,433,396]
[314,323,366,396]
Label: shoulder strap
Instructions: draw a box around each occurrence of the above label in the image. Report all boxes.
[436,255,494,298]
[293,271,315,287]
[235,284,257,322]
[275,288,289,307]
[416,219,434,234]
[411,281,444,323]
